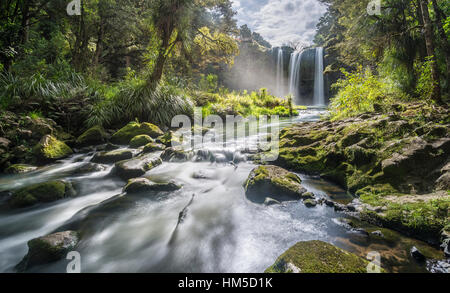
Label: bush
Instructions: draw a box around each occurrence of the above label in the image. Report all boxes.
[329,66,401,120]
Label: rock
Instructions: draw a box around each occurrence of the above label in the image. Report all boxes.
[91,149,134,164]
[157,131,180,147]
[161,147,193,162]
[104,143,120,151]
[303,199,317,208]
[410,246,426,262]
[129,135,154,148]
[110,122,164,145]
[114,153,162,180]
[324,199,335,207]
[143,143,166,153]
[24,116,56,139]
[301,192,315,199]
[16,231,79,272]
[72,163,106,175]
[75,125,108,147]
[244,165,307,203]
[192,170,215,180]
[5,164,37,174]
[9,180,76,208]
[435,171,450,191]
[264,197,281,206]
[0,137,11,149]
[123,178,182,194]
[371,230,384,238]
[346,204,356,212]
[33,135,73,162]
[427,259,450,273]
[265,240,378,273]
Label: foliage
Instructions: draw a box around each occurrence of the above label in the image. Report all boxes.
[415,57,437,100]
[329,66,404,120]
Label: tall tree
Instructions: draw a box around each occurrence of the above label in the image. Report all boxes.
[420,0,442,103]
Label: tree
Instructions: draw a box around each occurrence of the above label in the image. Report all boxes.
[420,0,442,103]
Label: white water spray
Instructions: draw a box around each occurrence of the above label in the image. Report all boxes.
[276,48,284,97]
[288,51,303,103]
[313,47,325,106]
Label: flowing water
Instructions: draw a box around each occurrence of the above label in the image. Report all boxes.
[0,109,445,273]
[288,51,303,103]
[314,47,325,106]
[276,48,285,97]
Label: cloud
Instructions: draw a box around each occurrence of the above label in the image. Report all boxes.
[232,0,327,47]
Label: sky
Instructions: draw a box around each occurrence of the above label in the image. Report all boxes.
[231,0,327,47]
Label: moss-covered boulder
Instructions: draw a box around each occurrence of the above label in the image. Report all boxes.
[143,143,166,153]
[265,240,379,273]
[75,125,108,147]
[244,165,307,203]
[33,135,73,162]
[72,163,107,175]
[110,122,164,145]
[303,199,317,207]
[114,153,162,180]
[123,178,182,194]
[129,135,154,148]
[161,147,194,162]
[91,149,134,164]
[9,180,76,208]
[5,164,37,174]
[16,231,79,272]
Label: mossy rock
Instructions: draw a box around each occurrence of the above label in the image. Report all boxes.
[5,164,37,174]
[157,131,181,147]
[143,143,166,153]
[16,231,79,272]
[114,153,162,180]
[76,125,108,147]
[161,147,193,162]
[244,165,307,203]
[265,240,381,273]
[110,122,164,145]
[129,135,154,148]
[91,149,134,164]
[9,180,76,208]
[123,178,182,194]
[33,135,73,162]
[303,199,317,207]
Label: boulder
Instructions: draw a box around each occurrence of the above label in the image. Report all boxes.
[110,122,164,145]
[303,199,317,208]
[301,192,315,200]
[5,164,37,174]
[75,125,108,147]
[16,231,79,272]
[143,143,166,153]
[91,149,134,164]
[114,153,162,180]
[410,246,426,262]
[129,135,154,148]
[265,240,378,273]
[9,180,76,208]
[161,147,193,162]
[244,165,307,203]
[33,135,73,162]
[123,178,182,194]
[72,163,106,175]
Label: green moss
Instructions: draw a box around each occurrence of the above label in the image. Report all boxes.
[76,125,108,146]
[9,180,71,208]
[143,143,166,153]
[5,164,37,174]
[129,135,154,148]
[265,240,380,273]
[110,122,164,145]
[33,135,73,161]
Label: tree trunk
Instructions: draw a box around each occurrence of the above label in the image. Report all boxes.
[420,0,442,103]
[431,0,450,78]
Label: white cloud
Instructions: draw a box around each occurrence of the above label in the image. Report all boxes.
[232,0,327,47]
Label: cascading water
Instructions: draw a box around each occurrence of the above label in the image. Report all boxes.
[313,47,325,106]
[288,51,303,103]
[276,48,284,97]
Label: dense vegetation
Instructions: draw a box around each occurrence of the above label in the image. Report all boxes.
[315,0,450,119]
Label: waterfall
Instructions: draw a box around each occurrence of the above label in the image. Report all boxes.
[288,51,303,102]
[313,47,325,106]
[276,48,284,97]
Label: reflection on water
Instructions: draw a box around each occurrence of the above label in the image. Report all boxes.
[0,109,445,273]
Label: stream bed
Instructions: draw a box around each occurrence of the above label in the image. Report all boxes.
[0,109,445,273]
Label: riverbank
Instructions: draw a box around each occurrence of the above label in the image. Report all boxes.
[274,102,449,249]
